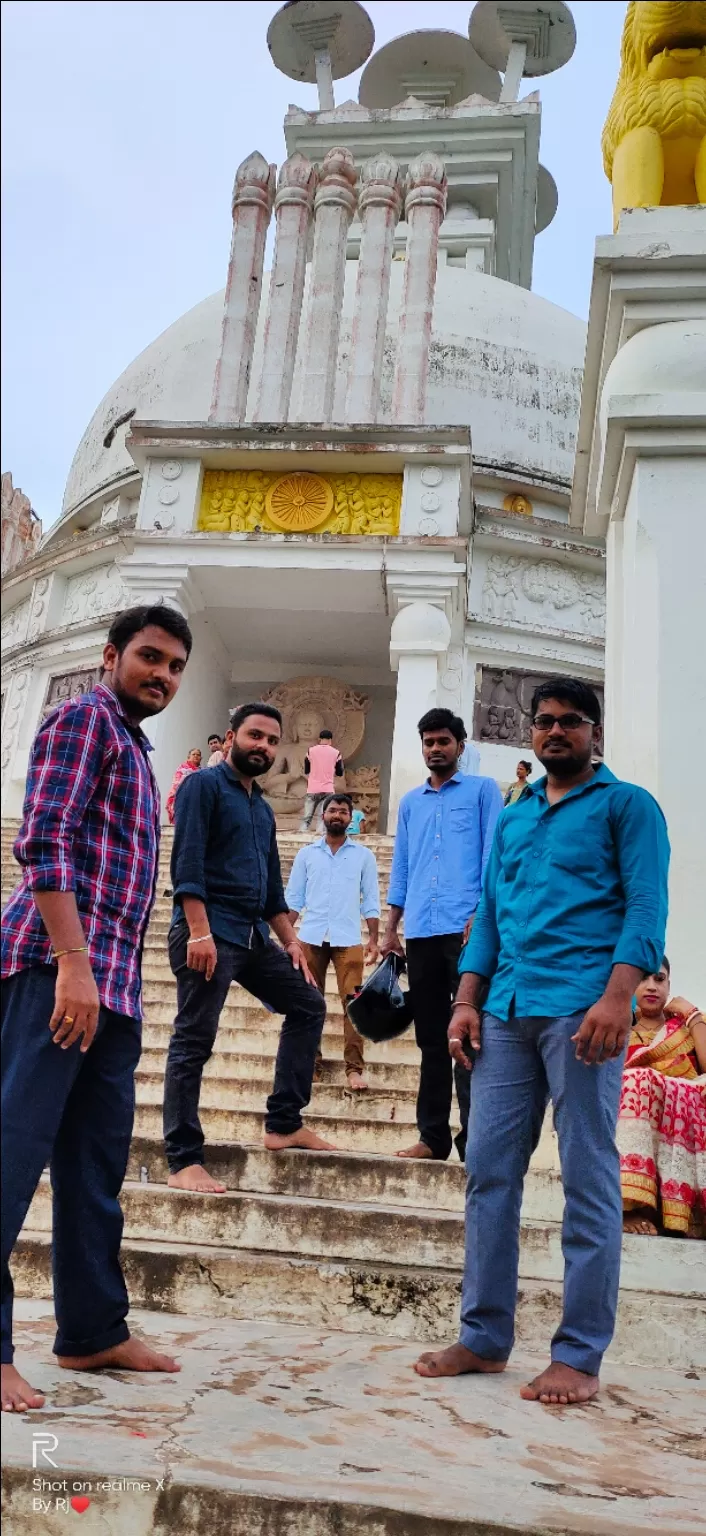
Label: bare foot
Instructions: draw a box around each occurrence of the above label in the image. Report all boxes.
[623,1210,658,1236]
[1,1363,45,1412]
[415,1342,506,1378]
[520,1362,599,1405]
[346,1071,368,1092]
[396,1140,434,1160]
[263,1127,337,1152]
[167,1165,227,1194]
[56,1336,179,1373]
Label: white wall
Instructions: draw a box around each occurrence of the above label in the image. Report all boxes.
[145,612,231,813]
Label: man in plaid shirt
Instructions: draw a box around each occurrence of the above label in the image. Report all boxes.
[1,604,192,1413]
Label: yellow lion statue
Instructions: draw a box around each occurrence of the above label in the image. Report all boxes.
[602,1,706,229]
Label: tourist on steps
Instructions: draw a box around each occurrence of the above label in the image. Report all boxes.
[163,702,329,1197]
[286,793,381,1093]
[300,728,344,833]
[206,733,226,767]
[1,604,192,1414]
[381,708,503,1163]
[416,677,670,1407]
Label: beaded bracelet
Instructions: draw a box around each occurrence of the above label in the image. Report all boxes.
[187,933,213,945]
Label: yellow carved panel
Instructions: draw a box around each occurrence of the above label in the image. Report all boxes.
[198,470,402,536]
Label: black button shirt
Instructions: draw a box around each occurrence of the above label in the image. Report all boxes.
[170,760,287,946]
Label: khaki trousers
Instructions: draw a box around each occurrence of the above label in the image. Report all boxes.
[301,942,365,1074]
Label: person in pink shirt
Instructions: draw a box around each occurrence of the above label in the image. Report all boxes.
[300,729,344,833]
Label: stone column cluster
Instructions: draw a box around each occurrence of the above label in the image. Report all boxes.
[210,145,447,427]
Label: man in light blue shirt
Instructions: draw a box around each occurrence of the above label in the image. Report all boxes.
[415,677,669,1409]
[286,794,381,1091]
[382,709,503,1162]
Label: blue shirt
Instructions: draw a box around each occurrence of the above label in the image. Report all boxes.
[285,837,381,947]
[171,760,287,947]
[460,764,669,1020]
[459,742,481,775]
[387,772,503,939]
[348,808,366,835]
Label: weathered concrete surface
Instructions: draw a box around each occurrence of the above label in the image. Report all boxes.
[3,1305,705,1536]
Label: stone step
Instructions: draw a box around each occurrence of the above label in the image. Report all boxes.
[132,1102,443,1154]
[135,1071,418,1124]
[124,1139,562,1219]
[139,1045,421,1092]
[140,986,416,1032]
[141,1017,422,1063]
[13,1230,705,1373]
[140,958,382,997]
[5,1307,704,1536]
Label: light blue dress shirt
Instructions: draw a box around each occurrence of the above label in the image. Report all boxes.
[387,772,503,940]
[285,837,381,947]
[460,764,670,1020]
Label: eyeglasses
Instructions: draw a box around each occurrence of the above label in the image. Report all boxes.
[532,713,595,732]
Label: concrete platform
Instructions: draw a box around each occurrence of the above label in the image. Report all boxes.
[3,1304,705,1536]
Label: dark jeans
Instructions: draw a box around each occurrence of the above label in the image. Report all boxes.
[406,933,471,1161]
[1,966,140,1363]
[163,920,326,1170]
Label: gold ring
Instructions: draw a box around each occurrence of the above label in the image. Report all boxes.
[64,1016,75,1025]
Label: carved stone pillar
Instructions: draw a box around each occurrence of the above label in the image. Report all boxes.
[345,153,402,425]
[254,153,317,423]
[210,152,276,424]
[387,600,451,830]
[392,153,448,425]
[294,147,357,423]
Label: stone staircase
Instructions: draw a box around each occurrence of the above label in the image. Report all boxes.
[3,818,706,1533]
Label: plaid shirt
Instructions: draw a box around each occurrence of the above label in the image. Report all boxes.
[1,683,160,1020]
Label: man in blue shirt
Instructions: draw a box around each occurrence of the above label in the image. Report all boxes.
[415,678,669,1408]
[382,709,503,1162]
[286,794,381,1091]
[163,703,328,1195]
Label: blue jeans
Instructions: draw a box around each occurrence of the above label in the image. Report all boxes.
[164,920,326,1169]
[460,1011,626,1377]
[1,966,141,1363]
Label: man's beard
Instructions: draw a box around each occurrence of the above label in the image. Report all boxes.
[326,820,347,834]
[538,747,590,778]
[230,747,271,777]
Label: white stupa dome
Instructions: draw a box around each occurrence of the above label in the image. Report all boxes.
[60,263,586,530]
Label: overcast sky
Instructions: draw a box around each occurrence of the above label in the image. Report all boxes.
[1,0,625,527]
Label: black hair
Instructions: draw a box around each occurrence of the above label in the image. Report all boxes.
[530,676,601,727]
[319,729,333,739]
[322,793,353,814]
[661,955,670,974]
[229,701,282,734]
[208,732,223,743]
[519,760,533,774]
[107,604,193,658]
[417,707,467,744]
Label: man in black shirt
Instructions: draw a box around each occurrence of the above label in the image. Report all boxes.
[163,703,329,1194]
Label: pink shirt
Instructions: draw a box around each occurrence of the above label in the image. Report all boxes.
[306,742,341,794]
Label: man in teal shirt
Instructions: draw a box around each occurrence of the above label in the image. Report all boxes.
[415,678,669,1407]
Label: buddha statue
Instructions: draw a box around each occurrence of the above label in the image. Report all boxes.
[263,706,329,811]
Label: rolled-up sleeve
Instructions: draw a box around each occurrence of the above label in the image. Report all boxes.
[263,822,288,920]
[285,849,308,913]
[611,786,670,974]
[459,821,503,977]
[361,850,381,919]
[171,770,215,904]
[387,802,409,908]
[14,702,108,891]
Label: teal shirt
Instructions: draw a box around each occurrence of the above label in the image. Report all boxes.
[460,764,669,1021]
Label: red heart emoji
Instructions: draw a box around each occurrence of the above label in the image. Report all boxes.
[71,1497,91,1514]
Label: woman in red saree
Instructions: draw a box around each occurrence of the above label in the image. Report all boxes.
[166,747,202,825]
[617,959,706,1237]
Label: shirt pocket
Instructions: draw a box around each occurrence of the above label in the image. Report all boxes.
[448,807,477,832]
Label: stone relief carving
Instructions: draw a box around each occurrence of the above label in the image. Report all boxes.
[62,564,129,626]
[259,675,371,820]
[1,472,41,579]
[481,555,605,636]
[26,578,51,643]
[41,667,102,721]
[474,667,604,754]
[346,765,381,832]
[1,597,31,650]
[199,470,402,536]
[1,670,29,774]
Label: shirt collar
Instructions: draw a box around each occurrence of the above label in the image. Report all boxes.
[220,758,263,794]
[92,681,154,752]
[422,771,463,793]
[316,835,352,853]
[529,761,617,802]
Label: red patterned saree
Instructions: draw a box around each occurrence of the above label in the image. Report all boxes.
[617,1008,706,1236]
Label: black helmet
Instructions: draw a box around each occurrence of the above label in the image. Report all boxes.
[346,954,414,1043]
